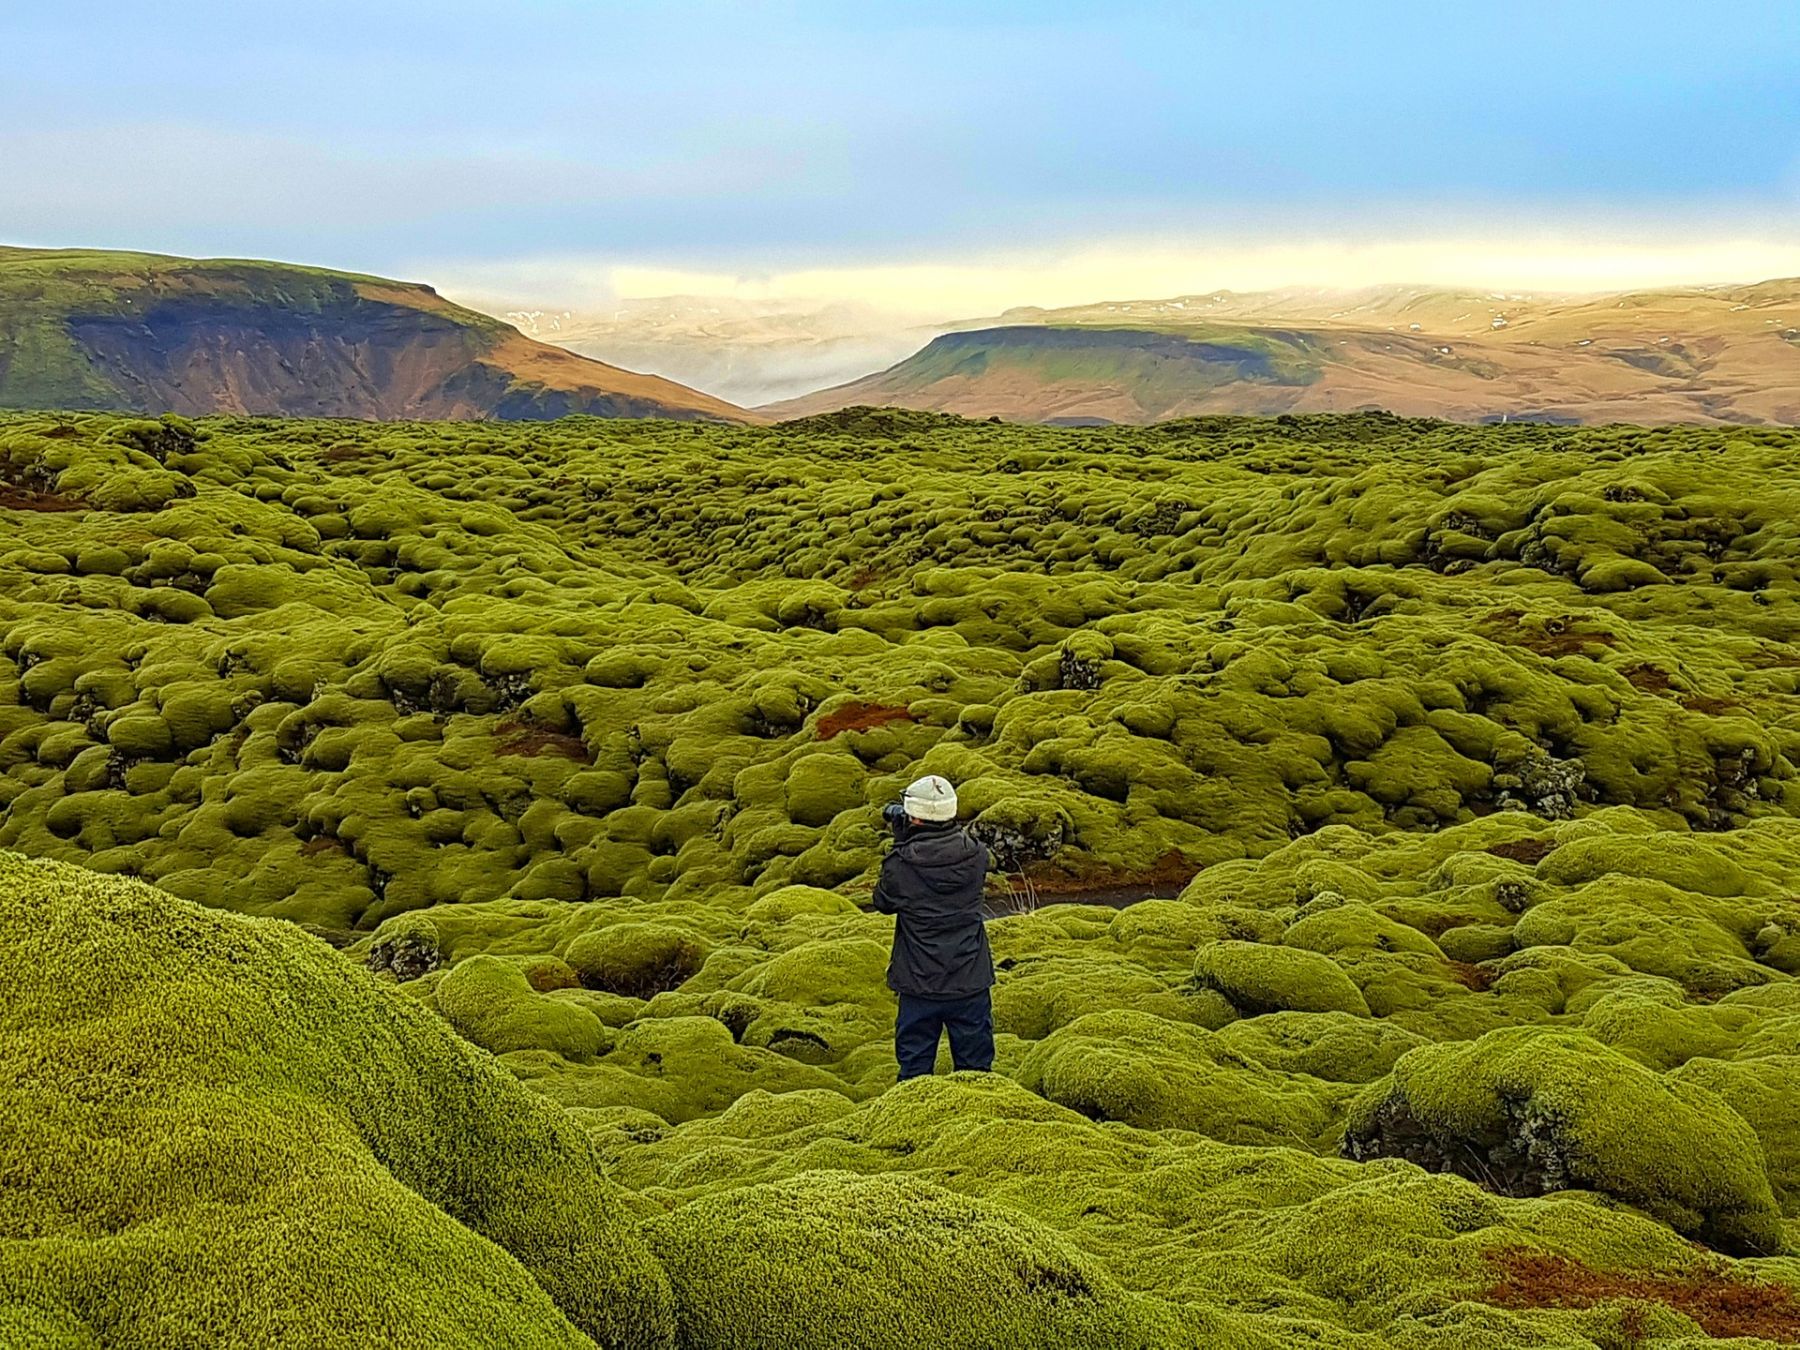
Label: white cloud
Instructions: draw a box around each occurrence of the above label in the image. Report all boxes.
[430,225,1800,320]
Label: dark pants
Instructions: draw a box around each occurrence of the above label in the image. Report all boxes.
[895,990,995,1080]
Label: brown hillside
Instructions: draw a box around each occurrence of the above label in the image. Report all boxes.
[765,279,1800,424]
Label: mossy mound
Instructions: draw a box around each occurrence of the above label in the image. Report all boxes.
[645,1170,1224,1349]
[566,922,711,998]
[1344,1026,1785,1255]
[1017,1009,1348,1146]
[0,851,672,1348]
[435,953,610,1058]
[1192,940,1372,1017]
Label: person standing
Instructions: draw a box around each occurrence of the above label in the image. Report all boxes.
[871,774,994,1079]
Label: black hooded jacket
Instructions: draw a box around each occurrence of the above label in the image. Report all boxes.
[871,820,993,998]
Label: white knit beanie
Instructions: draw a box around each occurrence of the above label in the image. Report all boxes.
[902,774,957,822]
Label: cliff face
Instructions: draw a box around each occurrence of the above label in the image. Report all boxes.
[0,247,750,422]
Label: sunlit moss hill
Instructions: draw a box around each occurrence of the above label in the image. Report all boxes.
[6,406,1800,1345]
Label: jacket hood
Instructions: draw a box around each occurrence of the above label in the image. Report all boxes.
[899,826,986,893]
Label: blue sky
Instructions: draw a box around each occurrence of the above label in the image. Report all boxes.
[5,2,1798,307]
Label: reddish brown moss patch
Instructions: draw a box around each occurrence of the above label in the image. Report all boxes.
[494,719,592,762]
[1484,1250,1800,1343]
[299,835,348,858]
[1444,960,1497,992]
[1486,838,1559,866]
[997,851,1199,906]
[0,484,86,512]
[1681,694,1744,716]
[816,701,915,740]
[1622,662,1673,692]
[1406,912,1463,939]
[1619,664,1745,715]
[1481,609,1618,657]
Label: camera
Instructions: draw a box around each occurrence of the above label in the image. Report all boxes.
[882,802,912,840]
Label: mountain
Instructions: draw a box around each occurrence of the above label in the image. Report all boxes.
[764,280,1800,424]
[0,246,750,422]
[498,295,945,407]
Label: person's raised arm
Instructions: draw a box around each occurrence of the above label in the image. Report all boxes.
[871,851,905,914]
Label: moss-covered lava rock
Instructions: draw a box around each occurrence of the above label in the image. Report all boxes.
[0,851,673,1348]
[1343,1026,1785,1255]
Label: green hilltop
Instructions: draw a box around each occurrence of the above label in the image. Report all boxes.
[4,408,1800,1345]
[0,246,748,422]
[0,248,464,408]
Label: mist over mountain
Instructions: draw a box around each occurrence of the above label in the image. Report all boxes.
[499,295,948,407]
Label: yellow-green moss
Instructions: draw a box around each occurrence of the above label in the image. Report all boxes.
[1192,940,1372,1017]
[0,851,672,1348]
[1344,1026,1784,1255]
[644,1170,1234,1349]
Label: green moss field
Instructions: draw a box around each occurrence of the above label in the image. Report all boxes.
[6,405,1800,1346]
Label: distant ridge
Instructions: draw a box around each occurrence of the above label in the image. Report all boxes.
[0,246,752,422]
[764,279,1800,424]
